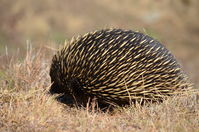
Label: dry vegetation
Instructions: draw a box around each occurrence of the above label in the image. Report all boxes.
[0,0,199,131]
[0,48,198,132]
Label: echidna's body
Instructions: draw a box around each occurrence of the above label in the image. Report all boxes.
[50,29,190,105]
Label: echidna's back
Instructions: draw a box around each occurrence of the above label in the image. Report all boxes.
[50,29,190,105]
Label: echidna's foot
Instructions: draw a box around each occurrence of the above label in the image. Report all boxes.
[55,93,115,112]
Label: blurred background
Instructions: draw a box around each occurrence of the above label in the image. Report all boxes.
[0,0,198,86]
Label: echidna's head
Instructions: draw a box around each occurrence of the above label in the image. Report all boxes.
[49,55,66,95]
[49,73,65,95]
[49,82,63,94]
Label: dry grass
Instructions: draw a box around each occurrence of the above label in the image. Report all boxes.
[0,47,199,132]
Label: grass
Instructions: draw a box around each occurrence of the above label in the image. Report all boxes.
[0,47,199,132]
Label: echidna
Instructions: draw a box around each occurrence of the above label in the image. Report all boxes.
[49,28,191,106]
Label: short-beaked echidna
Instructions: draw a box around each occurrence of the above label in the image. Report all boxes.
[49,28,191,105]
